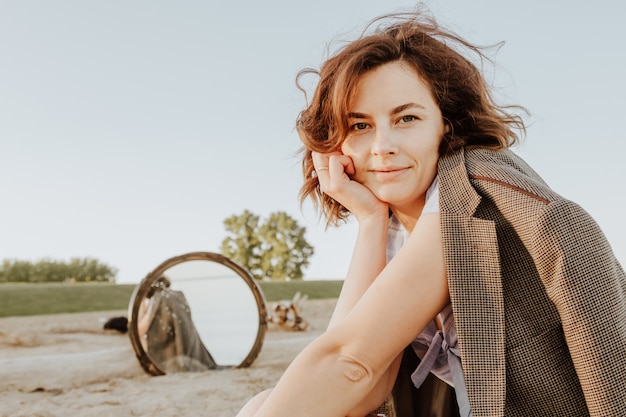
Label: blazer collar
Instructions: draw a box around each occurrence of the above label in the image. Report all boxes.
[437,148,506,416]
[438,148,482,217]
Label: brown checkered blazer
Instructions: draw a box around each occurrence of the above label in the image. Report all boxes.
[431,147,626,416]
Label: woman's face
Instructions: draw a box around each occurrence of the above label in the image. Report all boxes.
[340,61,446,215]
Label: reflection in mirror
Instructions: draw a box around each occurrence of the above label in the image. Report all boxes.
[128,252,267,375]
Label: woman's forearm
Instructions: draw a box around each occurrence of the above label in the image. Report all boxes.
[325,214,398,415]
[328,214,388,328]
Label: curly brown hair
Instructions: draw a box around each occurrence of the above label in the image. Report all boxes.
[297,9,527,226]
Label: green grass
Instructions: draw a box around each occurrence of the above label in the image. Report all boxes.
[0,280,343,318]
[0,283,136,317]
[257,280,343,304]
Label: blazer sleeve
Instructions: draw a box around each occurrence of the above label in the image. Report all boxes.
[531,199,626,416]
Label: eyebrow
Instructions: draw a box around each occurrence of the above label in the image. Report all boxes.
[347,102,426,119]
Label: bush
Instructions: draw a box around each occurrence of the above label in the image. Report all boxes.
[0,258,118,283]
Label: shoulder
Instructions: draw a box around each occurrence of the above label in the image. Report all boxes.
[441,147,566,206]
[464,148,546,187]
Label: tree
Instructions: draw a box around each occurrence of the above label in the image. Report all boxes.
[220,210,314,281]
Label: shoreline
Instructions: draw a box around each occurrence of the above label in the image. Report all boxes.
[0,299,336,417]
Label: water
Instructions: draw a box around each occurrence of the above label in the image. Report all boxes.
[165,261,263,366]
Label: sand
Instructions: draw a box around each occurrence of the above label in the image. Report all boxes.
[0,299,336,417]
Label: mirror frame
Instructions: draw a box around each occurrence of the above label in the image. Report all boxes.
[128,251,268,375]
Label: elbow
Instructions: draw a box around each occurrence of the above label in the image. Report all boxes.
[310,332,383,412]
[335,354,385,417]
[337,354,374,385]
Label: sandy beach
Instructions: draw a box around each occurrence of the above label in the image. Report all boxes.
[0,299,336,417]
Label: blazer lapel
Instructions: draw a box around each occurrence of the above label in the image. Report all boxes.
[438,150,506,416]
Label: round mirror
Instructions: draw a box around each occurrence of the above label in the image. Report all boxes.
[128,252,268,375]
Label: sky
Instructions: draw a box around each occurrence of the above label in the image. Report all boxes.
[1,0,624,284]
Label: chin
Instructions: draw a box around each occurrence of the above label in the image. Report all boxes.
[374,189,409,203]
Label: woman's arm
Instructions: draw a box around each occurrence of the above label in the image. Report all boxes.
[312,151,400,413]
[312,150,390,329]
[137,298,152,336]
[245,213,449,417]
[327,208,401,415]
[328,213,388,328]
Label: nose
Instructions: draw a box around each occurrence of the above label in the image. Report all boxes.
[371,126,397,156]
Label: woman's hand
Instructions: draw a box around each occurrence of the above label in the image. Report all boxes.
[312,151,388,223]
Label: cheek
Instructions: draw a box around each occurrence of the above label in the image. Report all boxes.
[340,138,354,156]
[340,142,359,167]
[340,141,367,179]
[418,138,442,160]
[341,139,365,158]
[340,136,369,159]
[408,142,437,162]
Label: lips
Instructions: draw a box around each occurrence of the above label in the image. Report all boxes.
[371,166,407,173]
[369,166,410,181]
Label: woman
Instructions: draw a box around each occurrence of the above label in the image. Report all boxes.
[237,9,626,417]
[137,276,218,373]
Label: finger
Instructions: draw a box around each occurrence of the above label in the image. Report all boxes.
[313,152,344,184]
[312,151,339,171]
[332,154,356,176]
[311,151,327,173]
